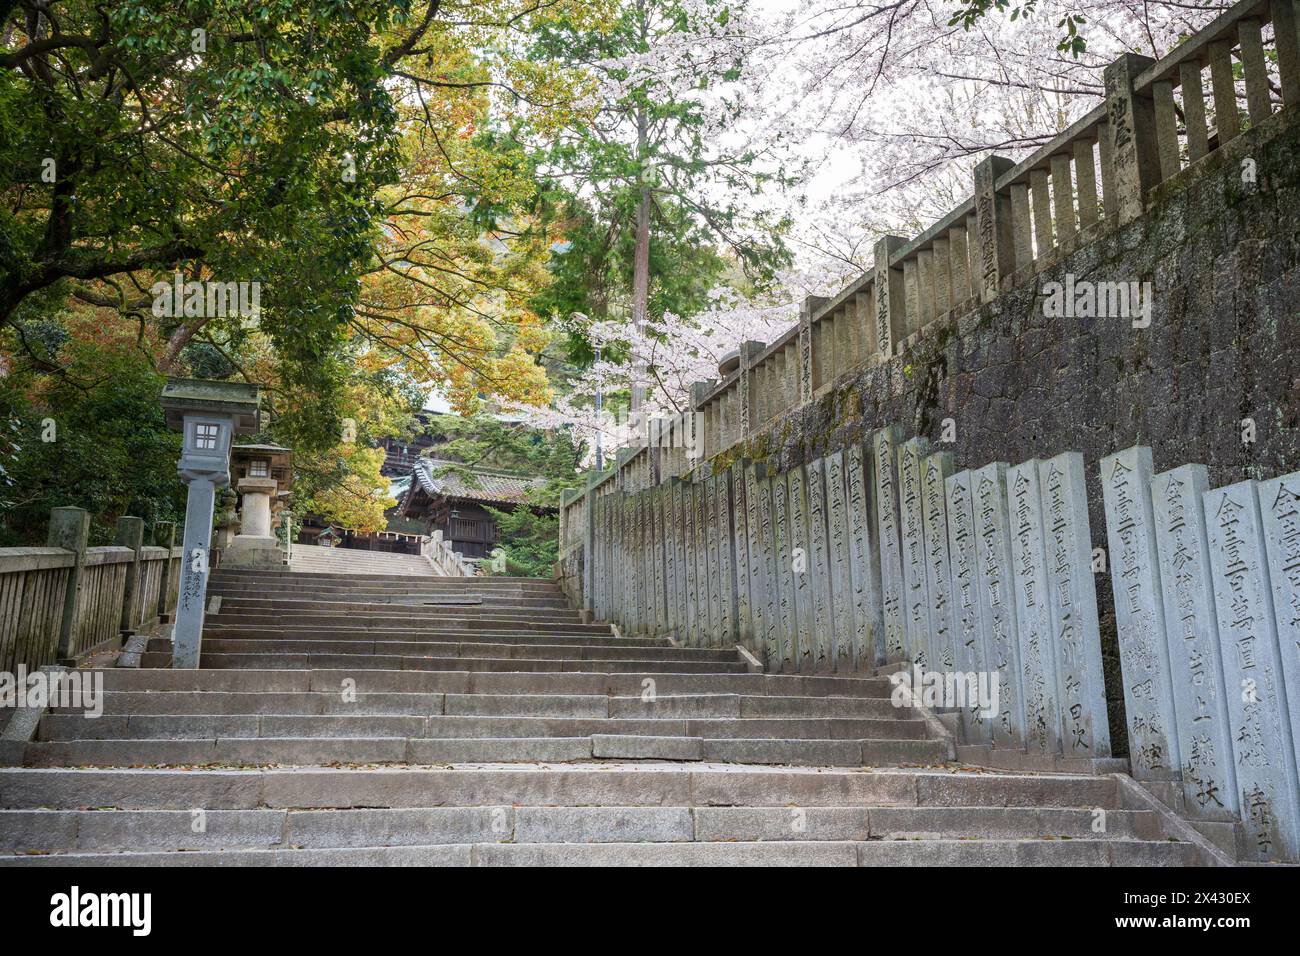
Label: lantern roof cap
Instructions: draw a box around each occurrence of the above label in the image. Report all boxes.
[161,378,261,432]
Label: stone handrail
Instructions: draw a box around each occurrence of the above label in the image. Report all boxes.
[420,530,475,576]
[0,510,183,673]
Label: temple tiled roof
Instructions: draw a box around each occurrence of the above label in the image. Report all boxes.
[409,458,550,507]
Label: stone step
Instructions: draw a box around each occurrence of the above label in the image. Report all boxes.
[0,805,1163,854]
[19,735,951,767]
[0,839,1204,866]
[0,766,1125,810]
[56,691,910,719]
[200,625,659,648]
[208,611,610,632]
[214,570,556,588]
[167,638,738,662]
[141,652,753,673]
[37,713,927,742]
[95,668,896,698]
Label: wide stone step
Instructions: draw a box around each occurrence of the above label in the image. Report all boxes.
[209,591,573,608]
[200,625,660,648]
[57,691,909,719]
[95,668,896,698]
[0,838,1203,866]
[0,766,1125,810]
[144,652,752,673]
[213,570,556,588]
[172,638,738,662]
[208,611,609,632]
[0,805,1163,854]
[37,713,927,742]
[20,735,951,767]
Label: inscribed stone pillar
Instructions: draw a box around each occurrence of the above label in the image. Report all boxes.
[846,444,881,670]
[872,427,907,662]
[746,464,778,667]
[48,506,90,660]
[1008,459,1063,757]
[731,461,753,643]
[1102,52,1161,224]
[898,437,932,668]
[973,155,1016,302]
[947,469,993,741]
[788,465,816,671]
[1039,453,1111,758]
[806,457,836,670]
[771,469,798,670]
[1151,464,1238,818]
[825,450,857,671]
[1101,446,1181,778]
[1204,480,1300,862]
[872,236,908,358]
[922,451,957,673]
[972,463,1026,748]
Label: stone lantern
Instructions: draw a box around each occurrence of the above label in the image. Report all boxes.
[223,443,292,568]
[161,378,260,668]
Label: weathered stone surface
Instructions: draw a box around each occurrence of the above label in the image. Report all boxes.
[971,463,1025,749]
[685,483,703,647]
[846,444,881,669]
[1101,447,1180,779]
[1203,480,1300,862]
[1007,460,1062,757]
[788,465,816,671]
[771,470,798,671]
[824,450,857,671]
[922,451,956,673]
[662,484,679,638]
[731,462,753,644]
[749,466,780,667]
[1150,464,1238,818]
[898,437,933,668]
[805,458,835,670]
[872,427,907,662]
[1255,472,1300,833]
[1040,453,1111,759]
[712,470,737,646]
[946,469,991,741]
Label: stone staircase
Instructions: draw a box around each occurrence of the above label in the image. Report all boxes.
[288,543,438,577]
[0,569,1219,865]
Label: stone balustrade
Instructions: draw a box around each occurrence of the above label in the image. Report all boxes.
[0,509,183,673]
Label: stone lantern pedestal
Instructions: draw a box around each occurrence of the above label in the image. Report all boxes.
[223,476,283,567]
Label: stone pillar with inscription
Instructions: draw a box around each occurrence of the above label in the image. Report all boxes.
[1039,453,1111,758]
[738,341,765,440]
[825,450,857,671]
[1151,464,1239,819]
[797,297,826,405]
[682,480,701,647]
[1256,473,1300,831]
[1204,480,1300,862]
[1103,53,1161,225]
[747,463,778,667]
[971,463,1026,748]
[846,444,882,670]
[947,469,993,741]
[898,437,933,669]
[806,457,836,670]
[713,469,738,646]
[872,427,907,663]
[770,467,798,671]
[922,451,957,674]
[1101,446,1181,779]
[788,464,816,672]
[972,155,1017,302]
[730,461,753,645]
[872,238,908,359]
[1008,459,1063,757]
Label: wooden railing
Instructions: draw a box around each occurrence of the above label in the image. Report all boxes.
[0,509,182,672]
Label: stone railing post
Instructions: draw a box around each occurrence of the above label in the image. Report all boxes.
[154,521,176,622]
[1103,52,1160,224]
[872,236,908,356]
[47,506,90,661]
[798,296,827,402]
[689,380,715,462]
[114,516,145,635]
[738,340,765,439]
[973,155,1016,302]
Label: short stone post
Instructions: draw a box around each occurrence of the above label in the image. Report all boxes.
[872,236,908,357]
[797,296,826,403]
[738,339,765,439]
[1102,52,1161,224]
[973,155,1016,302]
[114,516,145,635]
[154,521,176,623]
[47,506,90,661]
